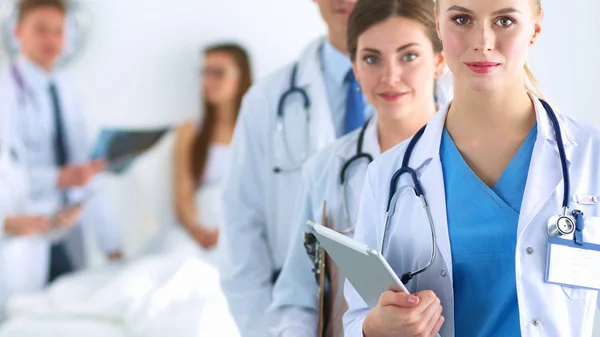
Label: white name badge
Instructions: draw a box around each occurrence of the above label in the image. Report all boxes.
[545,236,600,290]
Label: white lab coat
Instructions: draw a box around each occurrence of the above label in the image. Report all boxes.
[344,95,600,337]
[0,58,121,273]
[220,37,372,337]
[0,82,47,322]
[268,118,379,336]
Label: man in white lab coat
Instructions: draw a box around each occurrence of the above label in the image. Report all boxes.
[220,1,371,336]
[3,0,123,284]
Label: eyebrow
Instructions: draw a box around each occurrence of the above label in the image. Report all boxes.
[446,5,521,15]
[360,43,419,54]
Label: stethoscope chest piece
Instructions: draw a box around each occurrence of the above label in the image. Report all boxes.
[547,214,575,237]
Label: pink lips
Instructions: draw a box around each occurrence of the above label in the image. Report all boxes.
[465,61,501,74]
[378,92,407,102]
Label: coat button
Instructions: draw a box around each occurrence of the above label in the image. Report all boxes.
[526,247,534,254]
[440,270,447,277]
[532,318,540,326]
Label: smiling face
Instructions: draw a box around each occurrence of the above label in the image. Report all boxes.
[435,0,542,92]
[353,16,445,121]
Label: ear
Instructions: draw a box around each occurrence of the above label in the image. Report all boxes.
[530,9,543,46]
[434,51,446,78]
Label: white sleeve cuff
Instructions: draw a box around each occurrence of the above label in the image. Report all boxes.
[270,306,317,337]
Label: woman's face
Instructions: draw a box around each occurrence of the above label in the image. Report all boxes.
[202,51,241,106]
[353,16,445,120]
[435,0,542,92]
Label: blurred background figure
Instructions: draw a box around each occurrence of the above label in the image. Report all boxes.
[144,43,253,267]
[2,0,123,287]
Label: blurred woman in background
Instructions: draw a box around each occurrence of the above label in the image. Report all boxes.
[150,43,253,266]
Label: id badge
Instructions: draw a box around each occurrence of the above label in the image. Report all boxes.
[545,236,600,290]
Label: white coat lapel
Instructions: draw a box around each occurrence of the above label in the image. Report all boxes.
[296,38,336,154]
[403,106,454,278]
[518,96,576,234]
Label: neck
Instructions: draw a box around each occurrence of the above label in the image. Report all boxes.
[213,102,237,127]
[447,83,536,137]
[377,103,436,152]
[24,54,54,73]
[327,29,348,56]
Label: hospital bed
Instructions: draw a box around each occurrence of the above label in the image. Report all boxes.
[0,131,241,337]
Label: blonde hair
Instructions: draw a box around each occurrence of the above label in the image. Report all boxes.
[435,0,545,99]
[525,0,543,98]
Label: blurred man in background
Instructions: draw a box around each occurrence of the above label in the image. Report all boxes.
[2,0,123,286]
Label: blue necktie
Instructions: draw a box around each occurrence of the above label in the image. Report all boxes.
[48,82,74,283]
[344,69,365,135]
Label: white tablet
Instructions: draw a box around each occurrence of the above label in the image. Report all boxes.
[307,221,409,307]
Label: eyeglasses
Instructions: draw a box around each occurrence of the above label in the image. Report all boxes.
[201,67,239,80]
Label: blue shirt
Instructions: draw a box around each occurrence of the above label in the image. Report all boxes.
[320,40,369,137]
[440,125,537,336]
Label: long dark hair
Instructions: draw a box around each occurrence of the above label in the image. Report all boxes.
[190,43,252,185]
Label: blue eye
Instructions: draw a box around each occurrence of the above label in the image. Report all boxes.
[453,15,470,25]
[496,17,514,27]
[403,53,417,62]
[364,55,379,65]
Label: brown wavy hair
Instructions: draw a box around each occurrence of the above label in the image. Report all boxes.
[190,43,252,185]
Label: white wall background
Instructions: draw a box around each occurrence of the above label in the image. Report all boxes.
[62,0,326,129]
[528,0,600,123]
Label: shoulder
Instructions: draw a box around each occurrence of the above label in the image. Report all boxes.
[560,114,600,143]
[175,120,197,144]
[241,62,298,109]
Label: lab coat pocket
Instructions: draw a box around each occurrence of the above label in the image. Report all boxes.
[561,216,600,300]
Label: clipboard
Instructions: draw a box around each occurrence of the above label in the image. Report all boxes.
[316,201,328,337]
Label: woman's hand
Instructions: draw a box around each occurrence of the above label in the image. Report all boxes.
[363,290,444,337]
[53,205,82,228]
[189,225,220,248]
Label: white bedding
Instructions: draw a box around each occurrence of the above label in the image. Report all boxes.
[0,252,240,337]
[0,178,240,337]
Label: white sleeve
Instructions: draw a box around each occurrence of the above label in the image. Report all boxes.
[269,170,319,336]
[219,87,273,337]
[343,168,380,337]
[271,307,317,337]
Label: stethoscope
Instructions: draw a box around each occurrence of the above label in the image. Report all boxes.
[382,99,578,285]
[10,63,37,109]
[273,63,311,174]
[339,117,374,234]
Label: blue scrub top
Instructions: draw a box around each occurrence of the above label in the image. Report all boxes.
[440,125,537,336]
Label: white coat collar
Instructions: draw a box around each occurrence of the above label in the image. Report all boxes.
[291,37,337,153]
[296,37,326,87]
[16,55,56,91]
[336,117,380,161]
[408,93,577,173]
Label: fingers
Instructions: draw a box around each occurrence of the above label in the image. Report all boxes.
[430,314,445,337]
[89,159,106,173]
[412,290,439,316]
[380,291,420,308]
[422,299,443,335]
